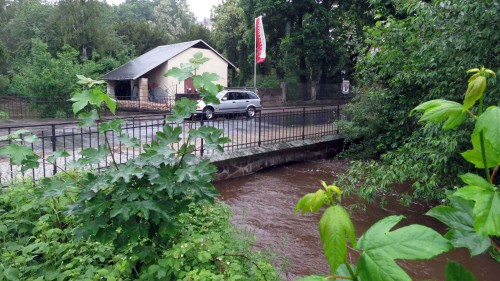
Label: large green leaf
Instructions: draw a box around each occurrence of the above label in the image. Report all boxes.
[192,72,220,96]
[454,174,500,236]
[295,189,327,215]
[76,145,110,166]
[100,91,117,114]
[318,205,356,274]
[461,133,500,168]
[426,196,490,255]
[47,149,70,164]
[189,51,210,66]
[164,66,193,82]
[357,215,452,281]
[474,106,500,153]
[0,144,40,171]
[412,99,467,129]
[189,126,230,153]
[463,75,486,110]
[167,98,197,123]
[0,129,30,142]
[77,109,99,127]
[156,125,182,145]
[118,134,140,148]
[99,119,123,134]
[445,260,476,281]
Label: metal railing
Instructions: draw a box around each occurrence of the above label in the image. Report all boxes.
[0,95,178,119]
[0,106,341,183]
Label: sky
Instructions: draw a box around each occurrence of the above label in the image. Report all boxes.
[187,0,223,21]
[106,0,223,21]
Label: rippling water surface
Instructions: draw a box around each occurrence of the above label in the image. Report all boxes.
[215,159,497,281]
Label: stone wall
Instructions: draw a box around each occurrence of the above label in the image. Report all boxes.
[258,88,284,107]
[204,135,344,181]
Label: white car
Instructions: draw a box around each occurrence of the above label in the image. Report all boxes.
[195,90,262,120]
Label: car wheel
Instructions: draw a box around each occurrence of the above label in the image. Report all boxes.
[246,106,256,118]
[203,107,214,120]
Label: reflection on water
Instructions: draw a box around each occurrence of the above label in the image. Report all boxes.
[215,159,497,281]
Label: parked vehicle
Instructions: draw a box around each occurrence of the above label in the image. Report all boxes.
[194,90,262,120]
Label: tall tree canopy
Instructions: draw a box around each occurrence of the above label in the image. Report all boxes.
[340,0,500,203]
[211,0,247,84]
[218,0,370,96]
[51,0,125,61]
[153,0,195,41]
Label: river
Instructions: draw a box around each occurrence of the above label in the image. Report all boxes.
[215,159,497,281]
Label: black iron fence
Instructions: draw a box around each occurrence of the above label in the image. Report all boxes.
[0,95,178,119]
[0,106,341,183]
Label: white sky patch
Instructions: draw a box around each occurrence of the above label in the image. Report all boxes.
[104,0,223,21]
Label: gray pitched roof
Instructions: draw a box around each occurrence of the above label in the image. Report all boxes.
[101,40,236,81]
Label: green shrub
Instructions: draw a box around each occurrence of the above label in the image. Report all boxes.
[0,55,280,280]
[0,182,279,280]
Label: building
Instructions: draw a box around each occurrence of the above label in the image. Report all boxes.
[101,40,236,105]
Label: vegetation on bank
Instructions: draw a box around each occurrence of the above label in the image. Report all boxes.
[0,183,277,280]
[0,55,280,280]
[295,67,499,281]
[338,0,499,204]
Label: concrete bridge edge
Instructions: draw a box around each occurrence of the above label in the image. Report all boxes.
[201,135,345,182]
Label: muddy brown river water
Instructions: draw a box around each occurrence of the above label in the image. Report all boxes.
[215,159,498,281]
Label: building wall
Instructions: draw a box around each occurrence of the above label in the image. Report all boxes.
[167,47,229,92]
[131,47,229,99]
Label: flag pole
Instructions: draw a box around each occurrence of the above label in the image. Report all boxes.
[254,17,257,90]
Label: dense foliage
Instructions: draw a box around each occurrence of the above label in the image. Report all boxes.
[0,0,373,106]
[9,40,117,118]
[209,0,371,88]
[0,55,279,280]
[339,0,499,203]
[294,68,499,281]
[0,0,215,117]
[0,182,277,280]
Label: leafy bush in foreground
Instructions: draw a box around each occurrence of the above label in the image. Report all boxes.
[0,53,279,280]
[0,182,277,280]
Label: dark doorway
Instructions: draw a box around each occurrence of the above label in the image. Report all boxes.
[115,80,132,100]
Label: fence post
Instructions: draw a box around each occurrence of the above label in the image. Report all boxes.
[51,124,57,175]
[258,110,262,147]
[302,107,306,140]
[200,118,204,157]
[336,105,340,134]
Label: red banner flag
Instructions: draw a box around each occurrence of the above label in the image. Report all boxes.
[255,16,266,64]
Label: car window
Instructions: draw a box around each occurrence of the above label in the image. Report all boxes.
[247,92,259,99]
[225,92,237,100]
[217,92,227,99]
[236,92,248,100]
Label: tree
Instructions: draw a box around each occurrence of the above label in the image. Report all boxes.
[114,20,170,56]
[211,0,247,84]
[2,0,54,55]
[340,0,500,203]
[111,0,159,23]
[50,0,125,62]
[177,22,213,45]
[235,0,370,97]
[10,40,87,117]
[153,0,195,42]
